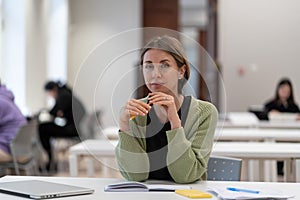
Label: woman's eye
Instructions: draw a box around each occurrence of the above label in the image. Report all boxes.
[160,63,169,68]
[144,64,154,69]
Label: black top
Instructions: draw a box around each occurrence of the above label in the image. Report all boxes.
[264,100,300,113]
[146,96,191,181]
[50,88,86,127]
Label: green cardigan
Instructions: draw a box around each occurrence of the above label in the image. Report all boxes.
[115,96,218,183]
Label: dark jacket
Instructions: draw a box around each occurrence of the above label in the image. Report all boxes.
[264,100,300,113]
[50,87,86,127]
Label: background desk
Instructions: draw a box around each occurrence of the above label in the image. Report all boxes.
[218,120,300,129]
[69,140,300,182]
[215,125,300,182]
[212,142,300,182]
[0,176,299,199]
[69,140,117,177]
[215,128,300,142]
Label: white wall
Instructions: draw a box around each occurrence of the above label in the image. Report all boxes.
[68,0,141,127]
[25,0,48,114]
[1,0,26,111]
[218,0,300,112]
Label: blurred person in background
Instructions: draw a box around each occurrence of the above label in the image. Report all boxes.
[38,81,86,172]
[0,80,27,162]
[264,78,300,120]
[264,77,300,176]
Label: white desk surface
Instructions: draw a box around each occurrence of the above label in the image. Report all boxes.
[69,139,117,155]
[258,121,300,129]
[70,140,300,159]
[215,128,300,141]
[0,176,299,199]
[218,120,300,129]
[68,140,300,181]
[212,141,300,159]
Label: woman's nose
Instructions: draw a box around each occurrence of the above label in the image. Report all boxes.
[151,66,162,78]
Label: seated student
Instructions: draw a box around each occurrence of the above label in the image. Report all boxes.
[38,81,86,171]
[0,81,27,163]
[263,78,300,175]
[264,78,300,120]
[115,36,218,183]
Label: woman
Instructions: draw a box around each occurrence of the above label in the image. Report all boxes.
[0,82,27,162]
[264,78,300,119]
[115,36,218,183]
[38,81,86,171]
[264,78,300,175]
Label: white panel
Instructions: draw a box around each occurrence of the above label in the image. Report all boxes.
[47,0,68,82]
[2,0,26,111]
[218,0,300,112]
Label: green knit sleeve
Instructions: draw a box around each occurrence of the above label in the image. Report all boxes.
[115,116,149,181]
[166,100,218,183]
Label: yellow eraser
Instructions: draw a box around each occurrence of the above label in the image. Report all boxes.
[175,189,212,198]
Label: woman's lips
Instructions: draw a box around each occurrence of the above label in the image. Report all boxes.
[149,83,164,89]
[150,83,164,86]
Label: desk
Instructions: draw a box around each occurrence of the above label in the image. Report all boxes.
[69,140,300,182]
[215,128,300,142]
[0,176,299,199]
[214,127,300,182]
[258,121,300,129]
[212,142,300,182]
[218,120,300,129]
[69,140,117,177]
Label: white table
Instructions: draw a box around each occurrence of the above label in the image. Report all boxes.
[258,121,300,129]
[214,128,300,182]
[0,176,299,199]
[212,142,300,182]
[69,140,117,177]
[215,128,300,142]
[69,140,300,182]
[218,120,300,129]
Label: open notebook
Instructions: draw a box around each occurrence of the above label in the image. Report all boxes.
[0,180,94,199]
[104,181,191,192]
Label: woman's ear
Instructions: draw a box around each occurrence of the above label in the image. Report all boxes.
[178,65,186,79]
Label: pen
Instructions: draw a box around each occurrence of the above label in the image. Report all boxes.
[227,187,259,194]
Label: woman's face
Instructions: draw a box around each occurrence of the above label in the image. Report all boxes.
[278,84,291,101]
[46,89,58,99]
[142,49,185,95]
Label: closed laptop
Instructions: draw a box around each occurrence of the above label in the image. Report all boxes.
[0,180,94,199]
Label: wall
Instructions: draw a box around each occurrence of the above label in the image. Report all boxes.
[1,0,26,111]
[218,0,300,113]
[25,0,48,114]
[68,0,141,127]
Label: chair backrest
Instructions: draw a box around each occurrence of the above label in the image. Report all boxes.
[207,156,242,181]
[9,119,38,175]
[79,110,102,140]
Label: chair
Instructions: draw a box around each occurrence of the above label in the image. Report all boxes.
[0,119,39,175]
[207,156,242,181]
[51,110,102,171]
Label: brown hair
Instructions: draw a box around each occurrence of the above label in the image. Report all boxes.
[140,35,190,94]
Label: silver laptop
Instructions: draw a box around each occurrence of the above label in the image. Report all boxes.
[0,180,94,199]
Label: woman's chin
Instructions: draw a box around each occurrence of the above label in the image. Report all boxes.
[149,86,165,93]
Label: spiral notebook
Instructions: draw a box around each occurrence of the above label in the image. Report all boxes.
[104,181,191,192]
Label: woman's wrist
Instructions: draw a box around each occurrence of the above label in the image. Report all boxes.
[170,119,181,130]
[119,120,130,132]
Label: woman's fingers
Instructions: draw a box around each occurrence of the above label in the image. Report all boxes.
[148,92,174,105]
[126,99,151,118]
